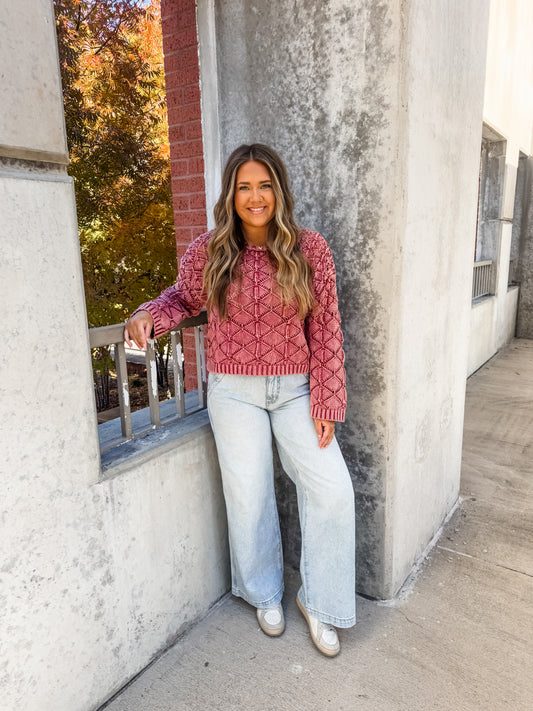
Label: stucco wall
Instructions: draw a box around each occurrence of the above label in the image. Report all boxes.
[210,0,489,597]
[0,3,229,709]
[484,0,533,157]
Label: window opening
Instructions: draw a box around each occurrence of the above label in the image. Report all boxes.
[472,130,506,300]
[54,1,203,443]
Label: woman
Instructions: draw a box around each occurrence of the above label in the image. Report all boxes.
[124,144,355,657]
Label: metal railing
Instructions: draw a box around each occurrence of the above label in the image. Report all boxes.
[89,312,207,450]
[472,260,495,300]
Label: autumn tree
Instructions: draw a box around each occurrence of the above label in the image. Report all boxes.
[54,0,177,397]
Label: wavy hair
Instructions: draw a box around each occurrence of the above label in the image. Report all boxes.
[203,143,315,319]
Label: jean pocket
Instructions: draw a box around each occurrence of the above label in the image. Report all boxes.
[288,372,310,393]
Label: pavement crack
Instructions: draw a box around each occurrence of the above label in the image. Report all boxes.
[438,545,532,579]
[492,562,533,578]
[396,608,424,629]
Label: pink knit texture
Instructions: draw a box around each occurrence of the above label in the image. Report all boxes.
[134,229,347,422]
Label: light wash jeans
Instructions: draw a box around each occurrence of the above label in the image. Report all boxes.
[207,372,356,628]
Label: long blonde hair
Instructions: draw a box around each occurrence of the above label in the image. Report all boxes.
[203,144,315,319]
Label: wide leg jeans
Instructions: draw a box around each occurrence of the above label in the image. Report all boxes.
[207,372,356,628]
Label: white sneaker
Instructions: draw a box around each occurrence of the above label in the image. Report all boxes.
[256,603,285,637]
[296,596,340,657]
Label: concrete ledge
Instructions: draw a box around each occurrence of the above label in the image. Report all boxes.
[471,293,496,308]
[0,145,70,165]
[100,408,212,479]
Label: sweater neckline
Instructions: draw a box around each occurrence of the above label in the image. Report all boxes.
[244,243,268,252]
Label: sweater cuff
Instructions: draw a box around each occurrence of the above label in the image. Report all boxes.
[131,301,165,339]
[310,404,346,423]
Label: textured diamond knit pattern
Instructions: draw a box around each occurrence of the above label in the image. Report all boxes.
[134,229,347,422]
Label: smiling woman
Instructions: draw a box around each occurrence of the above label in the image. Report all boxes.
[233,161,276,245]
[124,143,356,657]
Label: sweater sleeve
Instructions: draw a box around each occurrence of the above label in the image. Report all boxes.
[131,233,209,338]
[304,236,347,422]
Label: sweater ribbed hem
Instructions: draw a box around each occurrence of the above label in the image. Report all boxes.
[207,361,310,377]
[310,405,346,423]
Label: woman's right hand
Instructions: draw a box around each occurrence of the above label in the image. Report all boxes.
[124,310,154,350]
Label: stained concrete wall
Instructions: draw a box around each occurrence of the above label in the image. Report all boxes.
[516,157,533,337]
[209,0,489,598]
[510,153,528,282]
[0,2,229,709]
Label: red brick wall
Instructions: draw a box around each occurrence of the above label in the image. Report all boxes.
[161,0,207,391]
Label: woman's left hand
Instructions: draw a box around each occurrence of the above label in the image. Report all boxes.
[313,418,335,449]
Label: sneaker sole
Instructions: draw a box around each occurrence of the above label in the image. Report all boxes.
[296,596,340,657]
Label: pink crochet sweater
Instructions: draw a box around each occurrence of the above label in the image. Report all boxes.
[134,229,347,422]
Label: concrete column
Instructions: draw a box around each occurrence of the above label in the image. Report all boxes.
[494,141,521,349]
[516,157,533,337]
[1,1,99,706]
[208,0,490,598]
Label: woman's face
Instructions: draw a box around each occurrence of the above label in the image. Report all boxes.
[234,160,276,240]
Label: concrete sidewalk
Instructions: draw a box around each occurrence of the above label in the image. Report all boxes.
[102,340,533,711]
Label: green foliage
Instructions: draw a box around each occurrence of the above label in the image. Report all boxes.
[54,0,177,329]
